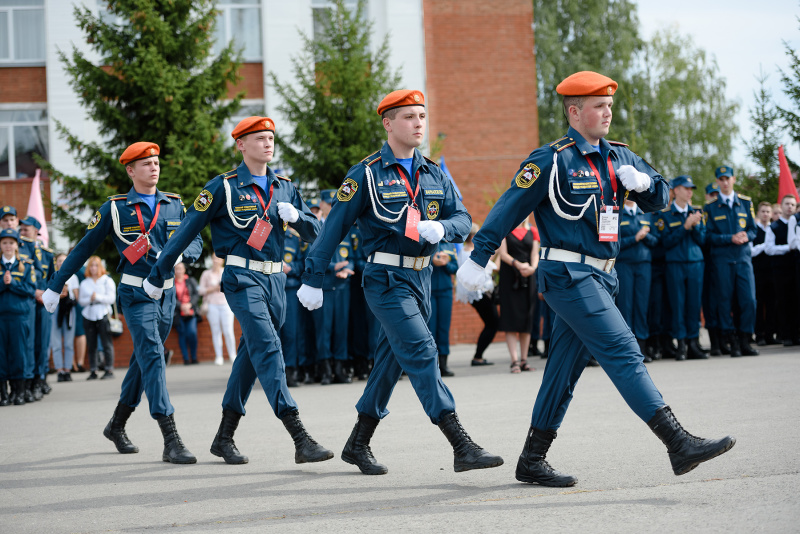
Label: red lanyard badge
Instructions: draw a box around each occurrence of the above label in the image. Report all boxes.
[247,182,274,251]
[585,155,619,208]
[122,201,161,264]
[396,166,422,241]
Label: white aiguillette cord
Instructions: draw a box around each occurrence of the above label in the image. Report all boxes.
[223,178,259,229]
[548,151,596,221]
[365,163,408,224]
[111,200,145,246]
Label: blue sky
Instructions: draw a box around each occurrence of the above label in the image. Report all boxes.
[636,0,799,173]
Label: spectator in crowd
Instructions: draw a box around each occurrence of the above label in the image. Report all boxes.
[771,203,782,222]
[751,202,777,346]
[51,253,79,382]
[765,195,799,346]
[429,241,459,377]
[78,256,116,379]
[199,253,236,366]
[497,221,538,373]
[455,223,497,367]
[173,262,200,365]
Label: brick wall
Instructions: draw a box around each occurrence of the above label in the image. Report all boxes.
[0,176,53,221]
[0,67,47,102]
[423,0,539,345]
[228,63,264,99]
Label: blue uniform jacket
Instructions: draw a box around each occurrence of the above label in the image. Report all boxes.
[1,258,36,312]
[471,127,669,267]
[283,228,305,290]
[618,208,656,263]
[302,142,471,288]
[149,161,320,286]
[703,193,757,262]
[18,237,43,286]
[430,242,458,292]
[31,240,55,290]
[50,188,202,292]
[350,224,367,274]
[321,230,353,291]
[661,202,706,263]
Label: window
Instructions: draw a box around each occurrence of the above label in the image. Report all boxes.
[0,107,48,180]
[0,0,46,64]
[213,0,262,62]
[311,0,360,42]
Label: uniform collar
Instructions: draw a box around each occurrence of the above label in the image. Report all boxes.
[380,142,429,173]
[125,187,169,206]
[719,191,737,206]
[234,161,279,190]
[671,201,690,214]
[566,127,617,160]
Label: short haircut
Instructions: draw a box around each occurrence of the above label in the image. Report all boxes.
[758,201,772,210]
[86,255,107,278]
[381,108,400,120]
[563,96,586,117]
[781,194,797,204]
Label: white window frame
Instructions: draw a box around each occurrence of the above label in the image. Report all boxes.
[0,103,48,181]
[215,1,263,62]
[0,2,46,65]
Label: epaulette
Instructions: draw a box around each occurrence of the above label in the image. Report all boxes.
[660,207,671,213]
[221,169,237,180]
[607,140,629,147]
[705,198,719,205]
[691,205,702,210]
[549,136,576,152]
[423,155,439,167]
[41,245,53,253]
[107,194,127,201]
[22,257,34,264]
[163,192,182,199]
[20,235,34,242]
[361,151,381,166]
[738,194,752,201]
[276,174,291,182]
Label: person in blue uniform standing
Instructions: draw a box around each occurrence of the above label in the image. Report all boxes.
[19,216,55,399]
[660,176,708,360]
[144,117,332,467]
[280,225,306,387]
[348,220,378,380]
[43,142,203,464]
[459,71,735,486]
[702,183,725,355]
[429,242,458,376]
[703,165,759,357]
[0,228,37,406]
[312,189,354,385]
[615,198,656,361]
[299,90,503,476]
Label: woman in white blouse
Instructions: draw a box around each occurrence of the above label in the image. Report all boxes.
[51,253,80,382]
[199,253,236,366]
[78,256,116,380]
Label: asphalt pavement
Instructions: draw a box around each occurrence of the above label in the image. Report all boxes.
[1,340,798,533]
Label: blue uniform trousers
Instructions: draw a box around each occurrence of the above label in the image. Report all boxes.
[35,303,53,377]
[0,303,33,380]
[428,289,453,356]
[647,260,670,338]
[312,285,350,362]
[280,287,304,368]
[666,261,704,340]
[24,305,35,379]
[117,285,176,418]
[220,269,297,418]
[532,261,664,430]
[349,277,376,362]
[615,261,651,340]
[702,259,719,330]
[355,265,456,423]
[714,259,756,334]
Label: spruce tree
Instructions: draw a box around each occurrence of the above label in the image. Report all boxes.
[741,68,782,203]
[42,0,243,271]
[269,0,400,191]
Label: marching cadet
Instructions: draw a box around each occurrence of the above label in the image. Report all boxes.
[280,224,306,387]
[429,241,458,376]
[299,90,503,475]
[19,216,55,399]
[702,183,725,355]
[348,220,377,380]
[615,198,656,361]
[751,202,776,346]
[311,189,354,385]
[459,71,734,486]
[0,228,36,406]
[703,165,759,357]
[765,195,799,346]
[144,117,333,467]
[660,176,707,360]
[43,142,203,464]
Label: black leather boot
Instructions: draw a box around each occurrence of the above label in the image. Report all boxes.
[515,426,577,486]
[647,405,735,475]
[638,338,652,363]
[341,413,388,475]
[738,333,759,356]
[708,328,721,356]
[675,339,687,361]
[541,339,550,359]
[285,367,299,388]
[720,330,732,355]
[156,414,197,464]
[319,360,333,386]
[333,361,352,384]
[660,335,677,359]
[23,379,36,403]
[437,412,503,472]
[439,354,454,377]
[688,338,709,359]
[12,380,25,405]
[0,380,9,406]
[31,378,43,401]
[103,402,139,453]
[727,332,742,357]
[281,411,334,463]
[40,376,52,395]
[210,410,249,464]
[303,365,315,385]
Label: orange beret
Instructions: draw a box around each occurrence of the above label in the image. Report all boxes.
[231,116,276,140]
[119,142,160,166]
[377,90,425,116]
[556,71,618,97]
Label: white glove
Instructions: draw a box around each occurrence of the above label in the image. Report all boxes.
[42,288,60,313]
[417,220,445,243]
[155,251,183,266]
[143,278,163,300]
[297,284,323,310]
[617,165,651,193]
[457,258,491,292]
[277,202,299,223]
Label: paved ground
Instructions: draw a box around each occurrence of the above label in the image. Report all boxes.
[1,340,798,533]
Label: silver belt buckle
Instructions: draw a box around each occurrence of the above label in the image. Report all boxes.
[412,256,425,271]
[604,259,616,273]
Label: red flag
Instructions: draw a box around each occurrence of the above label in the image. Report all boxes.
[777,145,799,203]
[26,169,49,247]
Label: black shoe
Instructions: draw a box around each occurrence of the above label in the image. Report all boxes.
[541,339,550,359]
[12,380,26,405]
[341,414,388,475]
[157,414,197,464]
[647,405,735,475]
[333,361,352,384]
[183,360,191,366]
[687,338,709,360]
[64,372,73,382]
[24,380,36,403]
[101,371,115,380]
[638,338,652,363]
[210,410,249,464]
[439,354,455,377]
[515,426,577,487]
[738,333,759,356]
[303,368,315,385]
[708,328,722,356]
[784,339,794,347]
[319,360,333,386]
[437,412,503,472]
[57,372,65,383]
[528,342,541,358]
[281,411,334,463]
[164,350,174,366]
[103,402,139,454]
[87,371,98,380]
[727,333,742,357]
[286,367,299,388]
[675,339,687,361]
[40,377,52,395]
[661,335,678,359]
[586,357,600,367]
[0,380,9,407]
[756,336,767,347]
[471,359,494,366]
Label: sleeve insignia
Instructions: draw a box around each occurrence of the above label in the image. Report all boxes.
[337,178,359,202]
[426,200,440,220]
[193,189,213,212]
[284,253,293,263]
[739,218,747,229]
[339,247,349,259]
[515,163,540,189]
[655,218,665,231]
[283,221,288,231]
[31,273,36,283]
[87,211,102,230]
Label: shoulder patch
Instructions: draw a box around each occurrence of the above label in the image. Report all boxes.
[738,194,751,201]
[163,192,182,199]
[193,190,213,212]
[221,169,237,180]
[275,174,291,182]
[607,140,629,147]
[515,163,540,189]
[423,156,439,167]
[87,211,102,230]
[337,178,359,202]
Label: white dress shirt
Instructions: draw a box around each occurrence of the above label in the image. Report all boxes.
[79,275,116,321]
[765,217,791,256]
